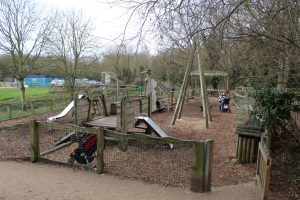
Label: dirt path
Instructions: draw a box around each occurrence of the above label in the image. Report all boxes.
[0,161,260,200]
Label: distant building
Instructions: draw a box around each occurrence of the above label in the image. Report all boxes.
[24,75,64,87]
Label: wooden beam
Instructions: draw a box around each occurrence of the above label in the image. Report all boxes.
[172,39,196,125]
[96,128,105,174]
[40,141,74,156]
[191,142,205,192]
[29,120,39,162]
[197,45,208,128]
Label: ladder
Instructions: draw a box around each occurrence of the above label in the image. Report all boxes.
[91,99,101,115]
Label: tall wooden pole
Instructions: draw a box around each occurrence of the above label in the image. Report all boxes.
[171,39,196,125]
[197,46,209,128]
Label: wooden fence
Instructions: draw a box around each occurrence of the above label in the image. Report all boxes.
[0,97,70,121]
[29,120,214,193]
[256,142,272,200]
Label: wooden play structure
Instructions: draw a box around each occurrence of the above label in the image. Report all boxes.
[45,88,174,153]
[190,70,229,97]
[144,69,177,112]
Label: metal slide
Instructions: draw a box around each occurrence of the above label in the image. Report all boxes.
[135,113,173,148]
[47,95,84,122]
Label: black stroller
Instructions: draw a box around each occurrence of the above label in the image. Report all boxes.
[219,96,230,112]
[68,134,97,166]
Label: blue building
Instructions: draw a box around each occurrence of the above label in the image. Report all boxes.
[24,75,64,87]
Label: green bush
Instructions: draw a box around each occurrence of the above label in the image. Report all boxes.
[250,85,296,135]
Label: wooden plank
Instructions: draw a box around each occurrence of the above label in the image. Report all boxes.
[237,136,242,161]
[263,160,272,200]
[250,138,256,162]
[236,131,261,138]
[191,142,205,192]
[40,141,73,156]
[37,121,208,148]
[241,137,246,163]
[236,125,262,131]
[96,128,105,174]
[84,115,118,128]
[0,123,28,131]
[29,120,39,162]
[246,138,251,162]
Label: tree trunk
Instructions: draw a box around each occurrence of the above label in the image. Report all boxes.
[277,55,290,89]
[19,78,26,110]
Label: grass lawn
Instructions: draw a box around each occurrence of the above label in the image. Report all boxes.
[0,87,69,103]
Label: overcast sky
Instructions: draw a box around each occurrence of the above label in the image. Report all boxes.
[37,0,156,53]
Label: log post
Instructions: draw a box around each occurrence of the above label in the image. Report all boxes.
[29,120,39,162]
[204,140,214,191]
[6,105,12,119]
[197,46,209,128]
[118,137,128,152]
[148,92,152,118]
[191,142,205,192]
[50,99,53,111]
[30,102,34,115]
[172,39,196,125]
[73,92,78,125]
[96,128,105,174]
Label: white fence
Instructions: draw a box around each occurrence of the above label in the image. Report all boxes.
[0,82,17,88]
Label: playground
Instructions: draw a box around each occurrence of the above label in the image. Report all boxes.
[0,70,298,199]
[0,97,256,187]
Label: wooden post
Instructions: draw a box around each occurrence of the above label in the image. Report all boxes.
[50,99,53,111]
[204,140,214,191]
[6,105,12,119]
[191,142,205,192]
[197,46,209,128]
[118,137,128,152]
[139,98,143,113]
[30,102,34,115]
[226,76,229,91]
[73,92,78,125]
[29,120,39,162]
[172,39,196,125]
[96,128,105,174]
[148,92,152,118]
[178,81,189,119]
[121,97,127,134]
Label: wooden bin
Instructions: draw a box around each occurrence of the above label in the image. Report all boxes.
[236,125,262,163]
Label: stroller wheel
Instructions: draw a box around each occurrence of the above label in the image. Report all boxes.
[67,157,75,165]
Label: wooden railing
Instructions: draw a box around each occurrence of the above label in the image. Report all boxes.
[29,120,214,193]
[0,97,71,121]
[256,142,272,200]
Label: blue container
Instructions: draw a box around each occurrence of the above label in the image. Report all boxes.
[24,75,64,88]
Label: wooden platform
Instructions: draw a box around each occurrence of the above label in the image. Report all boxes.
[84,115,117,128]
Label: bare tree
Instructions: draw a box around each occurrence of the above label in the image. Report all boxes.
[0,0,50,108]
[46,10,98,96]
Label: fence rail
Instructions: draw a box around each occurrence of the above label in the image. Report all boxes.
[0,97,71,121]
[256,142,272,200]
[0,82,17,87]
[29,120,214,193]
